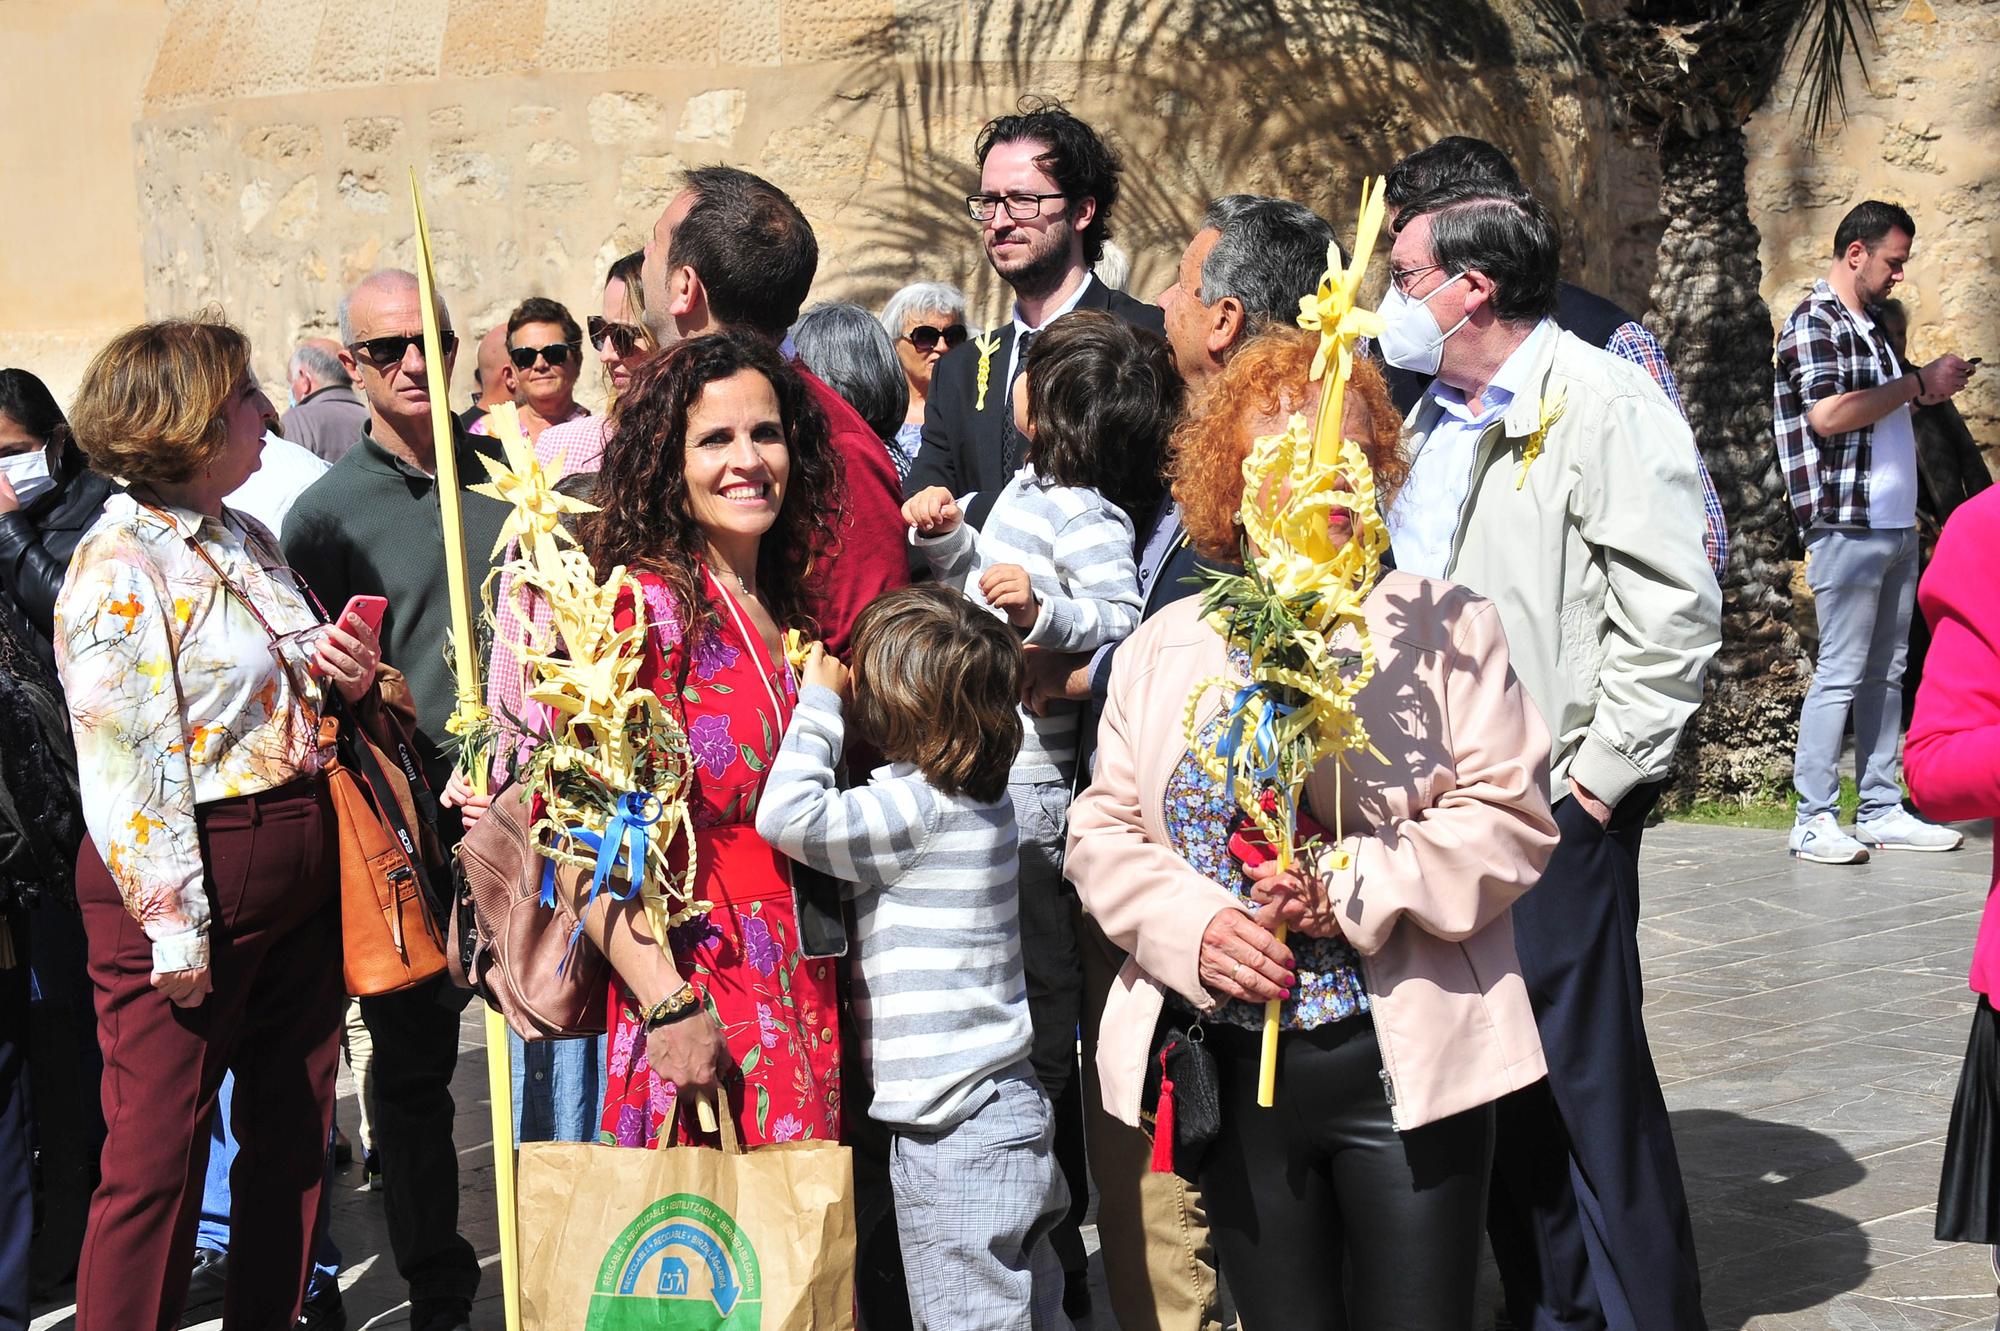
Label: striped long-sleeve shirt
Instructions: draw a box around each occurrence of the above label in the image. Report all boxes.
[916,467,1141,783]
[755,686,1033,1131]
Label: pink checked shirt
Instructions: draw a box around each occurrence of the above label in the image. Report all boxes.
[484,414,609,780]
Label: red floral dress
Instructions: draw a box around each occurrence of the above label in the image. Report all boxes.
[600,568,842,1148]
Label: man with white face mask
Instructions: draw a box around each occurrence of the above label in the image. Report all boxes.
[1382,181,1721,1331]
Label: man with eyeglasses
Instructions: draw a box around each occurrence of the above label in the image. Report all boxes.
[900,100,1167,1327]
[904,101,1166,537]
[1380,183,1719,1331]
[1382,137,1730,583]
[280,268,507,1331]
[468,297,590,447]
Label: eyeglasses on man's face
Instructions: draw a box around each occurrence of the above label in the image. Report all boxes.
[1389,263,1446,296]
[348,330,458,367]
[903,323,969,353]
[965,192,1069,223]
[509,342,578,370]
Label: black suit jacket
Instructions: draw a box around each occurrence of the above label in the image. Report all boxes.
[905,277,1167,530]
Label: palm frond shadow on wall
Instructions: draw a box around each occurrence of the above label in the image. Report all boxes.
[814,0,1604,312]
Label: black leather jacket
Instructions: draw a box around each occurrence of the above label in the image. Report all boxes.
[0,448,117,672]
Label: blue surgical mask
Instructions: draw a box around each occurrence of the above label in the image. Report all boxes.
[0,447,55,506]
[1373,272,1471,376]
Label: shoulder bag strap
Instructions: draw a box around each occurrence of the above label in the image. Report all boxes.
[320,687,440,912]
[137,498,443,909]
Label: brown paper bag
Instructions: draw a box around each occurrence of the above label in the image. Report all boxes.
[517,1109,856,1331]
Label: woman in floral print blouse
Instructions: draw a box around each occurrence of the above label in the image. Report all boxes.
[574,332,845,1148]
[54,319,384,1329]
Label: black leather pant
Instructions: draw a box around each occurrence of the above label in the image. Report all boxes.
[1203,1017,1494,1330]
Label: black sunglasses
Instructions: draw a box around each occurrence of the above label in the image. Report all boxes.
[587,317,646,358]
[509,342,578,370]
[903,323,969,353]
[347,330,458,366]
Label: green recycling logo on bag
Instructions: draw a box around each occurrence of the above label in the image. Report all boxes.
[584,1193,763,1330]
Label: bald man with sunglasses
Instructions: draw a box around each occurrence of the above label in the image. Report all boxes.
[280,267,508,1331]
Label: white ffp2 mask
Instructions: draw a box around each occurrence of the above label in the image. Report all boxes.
[1373,272,1472,376]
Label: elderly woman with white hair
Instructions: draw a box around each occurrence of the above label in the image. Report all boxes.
[876,281,973,479]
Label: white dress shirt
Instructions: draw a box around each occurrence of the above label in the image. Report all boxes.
[1388,320,1556,578]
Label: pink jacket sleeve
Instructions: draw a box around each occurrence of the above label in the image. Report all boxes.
[1310,599,1559,956]
[1907,489,2000,823]
[1067,651,1243,1013]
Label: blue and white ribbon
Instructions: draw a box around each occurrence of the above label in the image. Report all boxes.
[540,790,663,973]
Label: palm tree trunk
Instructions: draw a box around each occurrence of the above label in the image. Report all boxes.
[1648,123,1810,803]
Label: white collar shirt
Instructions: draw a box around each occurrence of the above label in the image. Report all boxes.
[1388,319,1557,578]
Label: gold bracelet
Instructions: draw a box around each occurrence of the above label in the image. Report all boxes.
[639,983,701,1032]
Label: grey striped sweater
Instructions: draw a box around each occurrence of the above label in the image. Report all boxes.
[915,467,1142,783]
[755,686,1033,1131]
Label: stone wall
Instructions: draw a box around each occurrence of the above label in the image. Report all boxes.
[2,0,1995,480]
[0,0,169,403]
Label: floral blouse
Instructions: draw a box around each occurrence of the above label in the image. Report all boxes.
[1164,700,1370,1034]
[53,494,328,973]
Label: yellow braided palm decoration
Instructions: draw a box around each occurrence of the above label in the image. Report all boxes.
[1184,175,1394,873]
[471,411,708,940]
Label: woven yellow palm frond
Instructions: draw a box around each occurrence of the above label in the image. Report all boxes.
[473,408,706,942]
[1179,176,1396,1107]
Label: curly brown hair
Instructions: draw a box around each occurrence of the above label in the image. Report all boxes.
[849,585,1024,804]
[1171,326,1408,561]
[580,332,841,640]
[68,317,251,485]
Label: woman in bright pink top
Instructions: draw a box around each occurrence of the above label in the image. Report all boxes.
[1909,484,2000,1243]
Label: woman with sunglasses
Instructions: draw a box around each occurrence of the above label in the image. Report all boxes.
[592,250,658,406]
[877,282,972,479]
[467,255,661,1147]
[470,296,590,446]
[54,317,383,1330]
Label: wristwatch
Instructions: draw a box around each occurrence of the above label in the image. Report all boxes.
[639,983,703,1032]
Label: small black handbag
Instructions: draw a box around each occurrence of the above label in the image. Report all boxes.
[1141,1013,1223,1182]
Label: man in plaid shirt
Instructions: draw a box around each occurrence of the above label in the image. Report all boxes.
[1775,199,1976,864]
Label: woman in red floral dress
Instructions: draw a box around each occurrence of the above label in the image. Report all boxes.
[578,333,844,1149]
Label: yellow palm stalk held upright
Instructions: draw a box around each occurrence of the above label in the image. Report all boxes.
[408,171,521,1331]
[1182,177,1394,1108]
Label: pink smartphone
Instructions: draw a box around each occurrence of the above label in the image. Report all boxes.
[336,594,388,636]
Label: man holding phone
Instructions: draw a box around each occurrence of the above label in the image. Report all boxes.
[1776,199,1977,865]
[282,268,509,1331]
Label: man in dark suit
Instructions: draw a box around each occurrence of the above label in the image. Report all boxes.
[905,102,1165,530]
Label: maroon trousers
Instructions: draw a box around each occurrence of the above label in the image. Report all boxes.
[75,778,343,1331]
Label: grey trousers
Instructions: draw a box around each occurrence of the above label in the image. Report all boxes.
[1794,525,1920,822]
[890,1067,1073,1331]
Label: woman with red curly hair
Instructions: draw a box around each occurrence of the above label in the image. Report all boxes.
[1066,326,1559,1329]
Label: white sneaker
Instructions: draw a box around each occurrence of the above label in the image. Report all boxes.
[1790,813,1870,864]
[1857,807,1964,852]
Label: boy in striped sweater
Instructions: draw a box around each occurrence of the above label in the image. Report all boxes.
[756,585,1071,1330]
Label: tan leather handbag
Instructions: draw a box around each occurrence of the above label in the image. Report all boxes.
[448,781,609,1038]
[323,681,449,997]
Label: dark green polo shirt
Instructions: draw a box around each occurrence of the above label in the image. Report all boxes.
[281,421,510,790]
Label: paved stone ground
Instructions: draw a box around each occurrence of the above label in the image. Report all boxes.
[32,819,1997,1329]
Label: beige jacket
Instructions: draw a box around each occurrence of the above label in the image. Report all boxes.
[1402,325,1722,807]
[1067,573,1557,1132]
